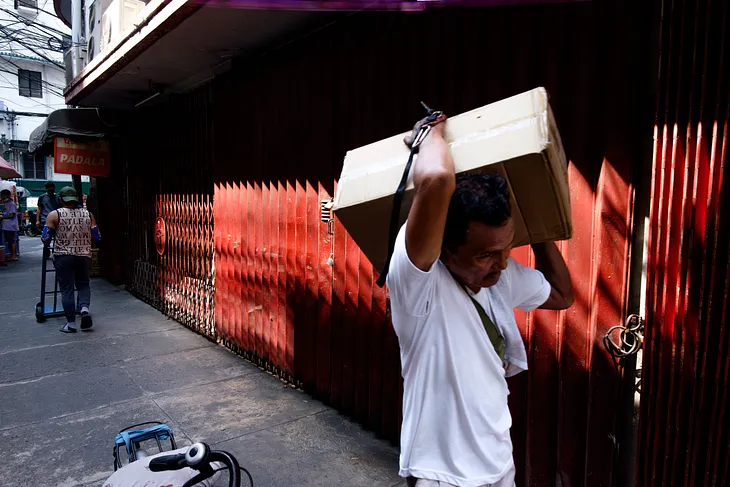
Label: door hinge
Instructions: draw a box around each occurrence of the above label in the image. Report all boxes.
[321,199,334,235]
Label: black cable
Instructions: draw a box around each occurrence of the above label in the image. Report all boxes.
[211,465,254,487]
[0,8,77,61]
[0,8,69,37]
[0,29,64,69]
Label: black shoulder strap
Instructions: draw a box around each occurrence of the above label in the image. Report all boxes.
[465,291,506,363]
[376,103,444,288]
[375,146,419,288]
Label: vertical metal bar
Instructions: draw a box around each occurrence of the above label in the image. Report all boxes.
[354,246,373,424]
[261,181,271,363]
[269,181,280,370]
[235,182,243,349]
[330,183,346,409]
[277,180,287,372]
[293,179,306,381]
[285,179,296,375]
[368,256,386,432]
[246,180,256,358]
[342,232,359,415]
[316,183,333,398]
[304,181,319,390]
[52,258,59,312]
[254,181,263,362]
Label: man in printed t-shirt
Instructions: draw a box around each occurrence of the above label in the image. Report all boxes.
[42,186,102,333]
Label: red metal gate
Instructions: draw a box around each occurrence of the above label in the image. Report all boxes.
[639,0,730,485]
[125,88,216,338]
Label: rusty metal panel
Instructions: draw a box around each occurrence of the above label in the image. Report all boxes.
[639,0,730,485]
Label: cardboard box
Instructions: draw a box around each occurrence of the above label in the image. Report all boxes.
[333,87,572,271]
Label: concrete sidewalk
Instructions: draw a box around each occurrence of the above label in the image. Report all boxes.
[0,237,402,487]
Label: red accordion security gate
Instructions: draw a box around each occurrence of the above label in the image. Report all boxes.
[124,88,216,339]
[638,0,730,485]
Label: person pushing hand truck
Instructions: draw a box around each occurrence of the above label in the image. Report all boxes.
[41,186,102,333]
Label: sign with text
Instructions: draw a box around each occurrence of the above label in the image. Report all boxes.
[53,138,111,177]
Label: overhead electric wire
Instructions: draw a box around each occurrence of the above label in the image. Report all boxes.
[0,7,69,37]
[0,7,75,54]
[0,28,64,69]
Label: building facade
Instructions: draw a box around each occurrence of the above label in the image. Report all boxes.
[0,0,88,206]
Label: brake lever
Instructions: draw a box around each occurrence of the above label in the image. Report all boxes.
[149,453,187,472]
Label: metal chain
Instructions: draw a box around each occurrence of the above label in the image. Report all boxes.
[603,314,644,366]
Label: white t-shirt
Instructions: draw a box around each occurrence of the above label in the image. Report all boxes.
[387,223,551,487]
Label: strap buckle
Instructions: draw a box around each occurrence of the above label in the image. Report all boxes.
[412,106,445,149]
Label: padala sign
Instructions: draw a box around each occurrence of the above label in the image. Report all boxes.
[53,138,110,177]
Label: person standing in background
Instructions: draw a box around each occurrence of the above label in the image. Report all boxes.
[1,189,19,262]
[36,181,61,228]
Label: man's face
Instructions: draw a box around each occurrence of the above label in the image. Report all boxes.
[46,186,55,195]
[441,217,515,290]
[1,192,9,202]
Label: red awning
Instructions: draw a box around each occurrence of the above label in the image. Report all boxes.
[0,156,22,179]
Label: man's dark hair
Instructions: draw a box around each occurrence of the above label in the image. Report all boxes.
[442,172,511,251]
[44,181,55,189]
[1,189,11,197]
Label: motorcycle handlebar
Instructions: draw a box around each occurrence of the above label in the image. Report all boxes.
[148,443,242,487]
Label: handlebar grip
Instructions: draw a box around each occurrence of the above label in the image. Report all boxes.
[149,453,186,472]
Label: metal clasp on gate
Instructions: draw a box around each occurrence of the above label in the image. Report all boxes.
[603,314,644,366]
[321,199,335,235]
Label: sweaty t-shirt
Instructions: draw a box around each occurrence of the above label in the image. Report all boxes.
[387,223,551,487]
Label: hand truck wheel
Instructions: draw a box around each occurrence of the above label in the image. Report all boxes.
[35,302,46,323]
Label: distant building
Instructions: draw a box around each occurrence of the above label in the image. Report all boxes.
[0,0,87,206]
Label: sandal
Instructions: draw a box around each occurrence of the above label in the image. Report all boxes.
[60,324,77,333]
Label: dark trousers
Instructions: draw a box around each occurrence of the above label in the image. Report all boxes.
[54,255,91,323]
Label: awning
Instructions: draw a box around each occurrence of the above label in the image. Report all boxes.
[0,156,22,179]
[28,108,108,153]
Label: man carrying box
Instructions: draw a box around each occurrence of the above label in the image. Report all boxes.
[388,115,574,487]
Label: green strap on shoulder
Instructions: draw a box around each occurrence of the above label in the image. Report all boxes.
[466,292,505,363]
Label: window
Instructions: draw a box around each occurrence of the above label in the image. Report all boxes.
[22,152,46,180]
[18,69,42,98]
